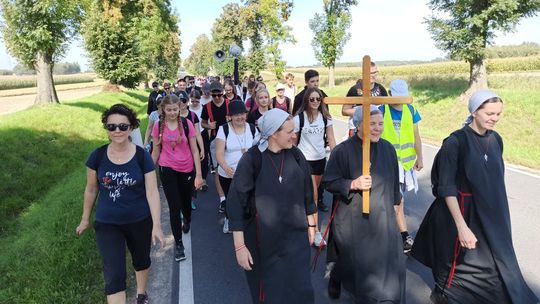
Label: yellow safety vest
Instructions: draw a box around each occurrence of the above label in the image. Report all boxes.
[381,104,416,171]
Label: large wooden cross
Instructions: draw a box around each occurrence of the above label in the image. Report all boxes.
[325,55,412,214]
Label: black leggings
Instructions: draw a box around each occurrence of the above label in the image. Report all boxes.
[201,130,211,178]
[94,217,152,295]
[160,166,194,244]
[219,175,232,217]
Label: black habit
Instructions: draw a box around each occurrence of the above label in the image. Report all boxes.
[412,126,539,303]
[227,146,316,304]
[323,135,406,303]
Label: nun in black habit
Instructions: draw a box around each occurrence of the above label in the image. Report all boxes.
[227,109,317,304]
[323,106,406,303]
[412,90,539,304]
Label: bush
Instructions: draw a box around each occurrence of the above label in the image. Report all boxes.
[485,42,540,59]
[53,62,81,75]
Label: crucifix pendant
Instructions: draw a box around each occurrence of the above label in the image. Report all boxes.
[484,154,488,162]
[278,176,283,183]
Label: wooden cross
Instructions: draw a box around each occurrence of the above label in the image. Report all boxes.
[325,55,412,214]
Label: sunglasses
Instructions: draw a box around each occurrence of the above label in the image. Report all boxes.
[309,97,322,102]
[104,123,131,132]
[211,93,223,98]
[180,99,188,103]
[164,87,171,90]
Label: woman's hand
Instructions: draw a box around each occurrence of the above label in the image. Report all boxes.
[457,224,477,249]
[76,219,90,236]
[194,175,204,190]
[236,246,254,271]
[199,149,205,160]
[152,226,166,249]
[224,166,235,178]
[351,175,372,190]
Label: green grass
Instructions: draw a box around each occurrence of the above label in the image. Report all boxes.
[0,90,149,303]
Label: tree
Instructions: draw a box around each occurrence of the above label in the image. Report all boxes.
[240,0,295,77]
[309,0,357,87]
[0,0,82,104]
[184,34,214,76]
[82,1,145,88]
[426,0,540,95]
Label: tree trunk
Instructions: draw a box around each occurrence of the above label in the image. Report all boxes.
[463,57,488,99]
[328,65,335,88]
[34,52,59,105]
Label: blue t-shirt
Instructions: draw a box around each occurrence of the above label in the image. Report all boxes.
[379,104,421,136]
[86,146,155,224]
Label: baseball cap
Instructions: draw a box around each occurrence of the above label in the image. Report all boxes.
[209,81,223,92]
[276,83,286,91]
[389,79,409,97]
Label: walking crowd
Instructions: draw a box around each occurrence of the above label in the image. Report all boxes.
[76,67,538,304]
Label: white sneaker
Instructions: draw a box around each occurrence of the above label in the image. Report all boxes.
[313,231,326,247]
[223,218,230,234]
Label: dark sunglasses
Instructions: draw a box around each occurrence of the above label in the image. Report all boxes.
[211,93,223,98]
[309,97,322,102]
[104,123,131,132]
[164,87,171,90]
[180,99,188,103]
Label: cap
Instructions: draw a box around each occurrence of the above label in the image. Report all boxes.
[228,100,248,115]
[389,79,409,97]
[209,81,223,92]
[276,83,286,91]
[176,91,189,102]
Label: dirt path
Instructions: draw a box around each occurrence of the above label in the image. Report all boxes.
[0,85,104,116]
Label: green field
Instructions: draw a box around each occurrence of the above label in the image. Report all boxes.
[0,90,149,303]
[0,73,97,90]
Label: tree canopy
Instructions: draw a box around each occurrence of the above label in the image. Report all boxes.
[184,34,214,76]
[426,0,540,93]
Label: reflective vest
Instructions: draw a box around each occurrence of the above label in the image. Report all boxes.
[381,104,416,171]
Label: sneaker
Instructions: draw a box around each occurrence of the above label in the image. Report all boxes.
[191,201,197,210]
[175,242,186,262]
[317,201,329,212]
[182,218,190,234]
[136,292,149,304]
[403,235,414,254]
[313,231,326,247]
[218,200,226,214]
[223,218,230,234]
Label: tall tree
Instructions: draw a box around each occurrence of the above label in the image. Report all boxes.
[211,3,247,77]
[240,0,295,77]
[309,0,357,87]
[0,0,82,104]
[184,34,214,76]
[426,0,540,95]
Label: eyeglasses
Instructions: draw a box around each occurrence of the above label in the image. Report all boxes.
[309,97,322,103]
[211,93,223,98]
[164,87,171,90]
[104,123,131,132]
[180,99,188,103]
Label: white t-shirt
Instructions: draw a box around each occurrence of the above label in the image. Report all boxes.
[294,112,333,161]
[189,105,203,132]
[284,84,296,101]
[149,110,160,123]
[215,123,258,178]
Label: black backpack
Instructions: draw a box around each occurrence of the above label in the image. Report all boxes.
[297,112,328,147]
[93,144,146,182]
[431,129,502,197]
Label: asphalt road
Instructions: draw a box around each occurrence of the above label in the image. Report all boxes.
[146,118,540,304]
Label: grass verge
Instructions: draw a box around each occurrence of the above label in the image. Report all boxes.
[0,90,149,303]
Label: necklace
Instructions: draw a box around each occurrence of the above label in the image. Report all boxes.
[231,124,247,153]
[472,132,491,162]
[267,151,285,183]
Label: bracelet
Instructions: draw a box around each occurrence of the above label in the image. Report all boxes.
[235,244,246,252]
[308,224,316,228]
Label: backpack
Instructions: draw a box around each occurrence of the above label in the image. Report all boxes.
[431,129,503,197]
[297,112,328,147]
[222,123,256,150]
[93,144,146,182]
[272,96,291,111]
[243,146,304,220]
[206,99,230,123]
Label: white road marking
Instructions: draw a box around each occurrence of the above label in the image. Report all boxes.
[178,231,194,304]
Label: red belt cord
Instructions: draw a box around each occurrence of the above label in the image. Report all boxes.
[447,191,472,288]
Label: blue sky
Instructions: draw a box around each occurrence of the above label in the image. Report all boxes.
[1,0,539,70]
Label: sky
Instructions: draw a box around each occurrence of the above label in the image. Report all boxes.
[1,0,539,71]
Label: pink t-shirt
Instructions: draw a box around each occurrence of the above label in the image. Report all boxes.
[152,119,197,173]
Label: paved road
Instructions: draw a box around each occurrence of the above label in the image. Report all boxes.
[146,119,540,304]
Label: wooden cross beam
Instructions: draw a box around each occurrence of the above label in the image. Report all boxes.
[325,55,413,214]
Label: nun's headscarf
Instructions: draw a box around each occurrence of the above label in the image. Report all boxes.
[255,109,290,152]
[464,90,500,125]
[352,105,381,128]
